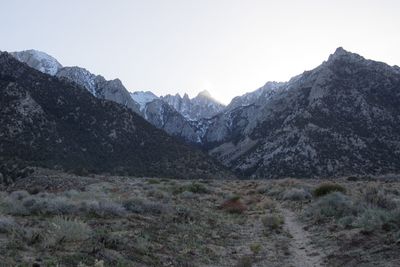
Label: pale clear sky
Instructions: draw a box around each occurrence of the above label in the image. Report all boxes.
[1,0,400,104]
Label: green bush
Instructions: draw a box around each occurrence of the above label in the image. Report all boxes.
[172,182,208,195]
[262,214,284,230]
[313,182,346,197]
[305,192,356,221]
[147,179,161,184]
[185,182,208,194]
[229,195,241,202]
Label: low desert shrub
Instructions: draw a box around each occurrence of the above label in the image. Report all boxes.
[174,205,194,223]
[147,179,161,184]
[250,243,262,255]
[262,214,284,231]
[147,189,169,200]
[72,167,89,177]
[9,190,30,201]
[346,176,359,182]
[173,182,208,195]
[122,198,167,215]
[354,208,393,232]
[363,184,397,210]
[0,160,33,185]
[0,216,18,233]
[337,215,356,229]
[3,191,126,217]
[259,197,276,210]
[277,178,300,188]
[283,188,312,201]
[28,196,76,215]
[256,186,268,194]
[45,216,91,246]
[82,200,127,217]
[313,183,346,197]
[64,189,80,198]
[389,209,400,228]
[4,193,77,216]
[7,227,43,249]
[186,182,208,194]
[180,191,195,199]
[305,192,356,221]
[265,187,285,198]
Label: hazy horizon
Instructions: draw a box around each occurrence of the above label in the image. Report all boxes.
[1,0,400,104]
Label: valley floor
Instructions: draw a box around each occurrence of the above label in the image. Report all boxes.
[1,169,400,266]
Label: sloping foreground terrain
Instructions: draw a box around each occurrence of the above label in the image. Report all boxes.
[0,169,399,266]
[0,52,229,179]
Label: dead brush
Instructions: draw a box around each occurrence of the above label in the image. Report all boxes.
[363,183,397,210]
[219,196,247,214]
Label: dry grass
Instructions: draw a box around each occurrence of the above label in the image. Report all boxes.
[1,168,400,266]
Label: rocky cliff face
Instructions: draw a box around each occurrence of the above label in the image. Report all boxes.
[206,48,400,178]
[140,99,201,143]
[12,50,141,115]
[161,90,225,120]
[56,67,141,113]
[0,52,231,179]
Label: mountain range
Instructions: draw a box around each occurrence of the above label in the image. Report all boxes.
[0,51,230,179]
[6,47,400,178]
[10,50,224,144]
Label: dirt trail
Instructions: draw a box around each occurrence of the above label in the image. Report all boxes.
[207,182,326,267]
[280,206,325,267]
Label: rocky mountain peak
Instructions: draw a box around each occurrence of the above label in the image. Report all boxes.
[197,90,212,99]
[327,47,365,64]
[160,90,225,121]
[10,49,63,75]
[333,46,348,56]
[108,78,123,87]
